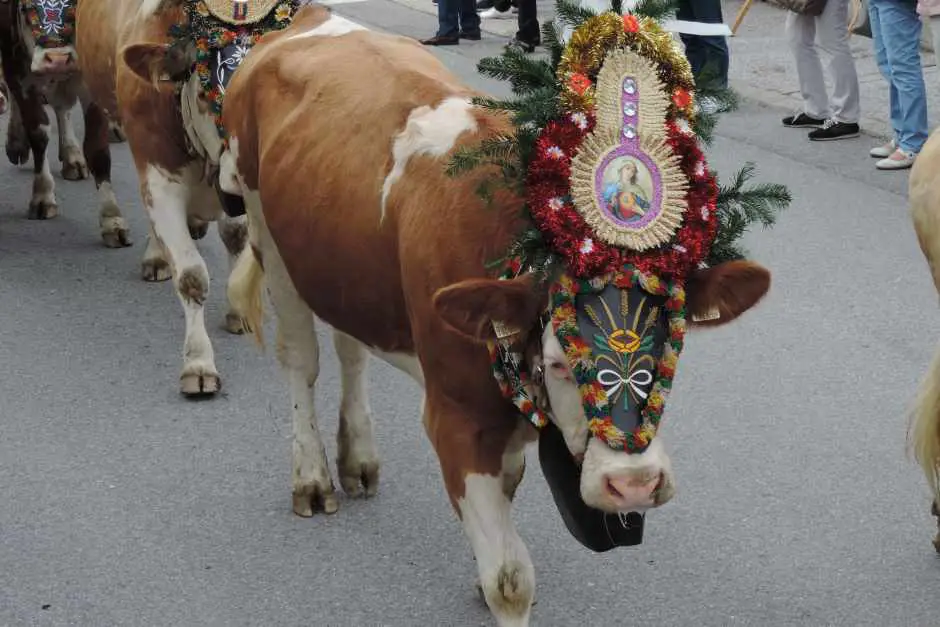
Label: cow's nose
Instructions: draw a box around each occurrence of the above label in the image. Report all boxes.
[603,470,662,510]
[43,51,72,68]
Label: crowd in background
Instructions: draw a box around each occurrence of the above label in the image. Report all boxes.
[418,0,940,173]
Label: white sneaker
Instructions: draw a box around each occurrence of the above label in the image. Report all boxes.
[869,139,896,158]
[875,148,916,170]
[479,6,511,17]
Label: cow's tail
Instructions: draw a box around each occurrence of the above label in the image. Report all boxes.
[228,245,266,349]
[912,341,940,504]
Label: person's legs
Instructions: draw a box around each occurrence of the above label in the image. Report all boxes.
[509,0,539,51]
[867,0,900,155]
[678,0,729,89]
[421,0,461,44]
[786,9,829,120]
[805,0,861,140]
[871,0,927,168]
[458,0,482,37]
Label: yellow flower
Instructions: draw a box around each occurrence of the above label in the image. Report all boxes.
[196,1,210,16]
[275,3,291,21]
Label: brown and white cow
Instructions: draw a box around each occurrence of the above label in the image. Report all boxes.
[74,0,251,395]
[0,0,130,246]
[124,5,770,625]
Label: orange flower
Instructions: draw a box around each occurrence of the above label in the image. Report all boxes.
[672,88,692,109]
[622,14,640,33]
[568,73,592,95]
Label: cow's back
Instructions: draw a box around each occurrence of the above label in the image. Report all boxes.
[76,0,158,115]
[226,11,526,379]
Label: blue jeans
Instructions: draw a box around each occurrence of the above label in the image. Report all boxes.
[436,0,480,38]
[868,0,928,153]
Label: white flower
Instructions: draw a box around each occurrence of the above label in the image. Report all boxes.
[672,244,687,253]
[694,161,706,177]
[701,207,710,220]
[546,145,565,160]
[580,238,594,254]
[676,118,694,136]
[548,197,564,211]
[570,112,589,130]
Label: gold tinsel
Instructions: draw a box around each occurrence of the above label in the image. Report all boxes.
[558,13,696,115]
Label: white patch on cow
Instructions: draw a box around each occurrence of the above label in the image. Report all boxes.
[580,435,674,513]
[539,324,589,458]
[97,181,127,237]
[458,474,534,627]
[218,137,242,195]
[144,164,219,390]
[285,14,366,41]
[181,75,224,164]
[32,145,57,210]
[380,97,477,221]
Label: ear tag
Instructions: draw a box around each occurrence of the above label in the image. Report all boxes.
[493,321,522,341]
[691,306,720,322]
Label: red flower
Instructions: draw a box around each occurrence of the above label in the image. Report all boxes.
[622,14,639,33]
[672,88,692,109]
[568,73,592,95]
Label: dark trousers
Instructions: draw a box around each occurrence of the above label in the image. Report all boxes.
[436,0,481,37]
[514,0,539,44]
[676,0,729,88]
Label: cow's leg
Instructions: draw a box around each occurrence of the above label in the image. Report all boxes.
[5,96,30,166]
[0,78,8,115]
[141,223,172,281]
[12,84,58,219]
[426,399,534,627]
[333,330,380,497]
[143,166,220,396]
[81,95,131,247]
[932,499,940,553]
[53,101,88,181]
[217,213,248,334]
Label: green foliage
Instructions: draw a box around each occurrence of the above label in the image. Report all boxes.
[708,163,791,266]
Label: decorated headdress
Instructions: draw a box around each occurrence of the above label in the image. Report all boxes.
[168,0,306,141]
[455,0,789,457]
[19,0,76,49]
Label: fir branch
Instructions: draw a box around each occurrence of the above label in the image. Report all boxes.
[554,0,598,28]
[707,163,791,265]
[610,0,622,14]
[631,0,678,21]
[477,50,556,95]
[541,19,565,68]
[446,134,519,178]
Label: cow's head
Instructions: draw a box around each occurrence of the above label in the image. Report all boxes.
[434,260,770,517]
[120,39,224,160]
[16,0,79,75]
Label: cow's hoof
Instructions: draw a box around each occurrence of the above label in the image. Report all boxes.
[108,123,126,143]
[188,219,209,241]
[180,371,220,397]
[102,227,132,249]
[61,159,89,181]
[27,200,57,220]
[6,143,29,166]
[338,460,380,498]
[292,483,339,517]
[224,312,246,335]
[141,257,172,282]
[475,581,536,607]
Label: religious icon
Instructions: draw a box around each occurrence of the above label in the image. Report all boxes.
[600,156,654,224]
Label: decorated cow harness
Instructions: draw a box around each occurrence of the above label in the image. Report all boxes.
[167,0,304,145]
[473,7,786,456]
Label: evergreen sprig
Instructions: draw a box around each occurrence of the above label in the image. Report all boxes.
[708,162,791,265]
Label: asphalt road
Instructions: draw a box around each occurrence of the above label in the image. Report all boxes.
[2,3,940,626]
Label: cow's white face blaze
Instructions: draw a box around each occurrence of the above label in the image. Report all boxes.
[18,0,79,75]
[538,324,673,513]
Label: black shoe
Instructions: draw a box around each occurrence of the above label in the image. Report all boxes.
[505,36,538,53]
[782,112,825,128]
[459,30,482,40]
[420,34,459,45]
[476,0,494,7]
[807,119,860,141]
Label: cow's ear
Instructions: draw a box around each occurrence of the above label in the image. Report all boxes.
[685,260,770,327]
[433,275,545,344]
[121,42,193,85]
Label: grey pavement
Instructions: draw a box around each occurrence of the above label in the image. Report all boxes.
[2,2,940,626]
